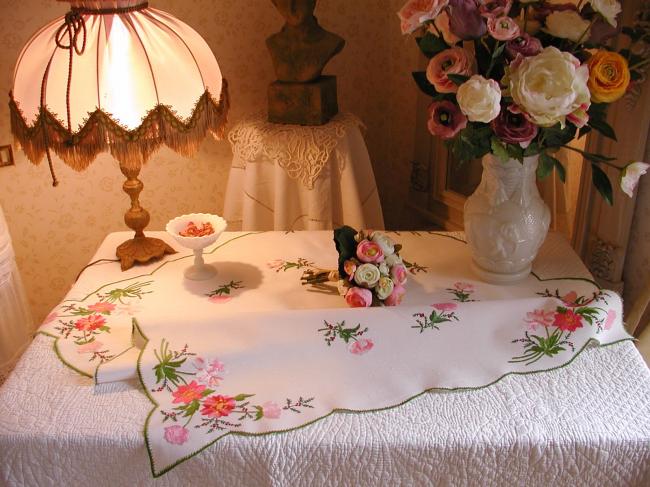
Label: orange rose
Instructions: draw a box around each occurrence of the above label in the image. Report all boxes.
[587,50,631,103]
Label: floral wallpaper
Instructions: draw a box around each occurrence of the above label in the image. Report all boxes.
[0,0,419,324]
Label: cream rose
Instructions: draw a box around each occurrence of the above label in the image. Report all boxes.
[457,75,502,123]
[370,231,395,256]
[544,11,591,42]
[375,276,395,300]
[354,263,381,288]
[588,0,622,27]
[507,47,590,127]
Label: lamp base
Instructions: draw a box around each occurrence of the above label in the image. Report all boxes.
[116,236,176,271]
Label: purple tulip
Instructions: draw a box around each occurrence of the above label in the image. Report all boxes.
[505,33,543,59]
[447,0,487,40]
[427,100,468,140]
[491,106,538,148]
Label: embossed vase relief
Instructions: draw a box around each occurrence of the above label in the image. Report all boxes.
[267,0,345,125]
[464,155,551,284]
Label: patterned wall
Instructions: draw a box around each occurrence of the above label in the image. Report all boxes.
[0,0,419,323]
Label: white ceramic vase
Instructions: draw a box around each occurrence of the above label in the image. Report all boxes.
[464,154,550,284]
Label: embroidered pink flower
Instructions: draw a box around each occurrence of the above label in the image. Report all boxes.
[487,16,520,41]
[164,425,189,445]
[262,401,282,419]
[553,309,584,332]
[524,309,555,330]
[454,282,475,293]
[603,309,617,330]
[209,295,232,304]
[267,259,284,271]
[43,312,58,325]
[384,284,407,306]
[356,240,384,263]
[398,0,450,34]
[74,314,106,332]
[432,302,458,312]
[87,302,116,314]
[345,287,373,308]
[561,291,580,307]
[390,264,408,286]
[201,395,236,418]
[172,381,206,405]
[426,47,475,94]
[76,341,104,354]
[349,338,374,355]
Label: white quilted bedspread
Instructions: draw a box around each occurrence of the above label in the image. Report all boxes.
[1,233,650,486]
[1,336,649,486]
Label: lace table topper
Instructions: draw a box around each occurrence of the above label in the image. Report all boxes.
[228,113,365,189]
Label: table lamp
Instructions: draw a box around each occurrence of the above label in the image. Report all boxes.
[9,0,229,270]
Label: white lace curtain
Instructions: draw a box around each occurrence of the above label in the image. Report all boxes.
[0,204,32,380]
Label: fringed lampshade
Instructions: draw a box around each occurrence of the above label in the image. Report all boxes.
[10,0,229,270]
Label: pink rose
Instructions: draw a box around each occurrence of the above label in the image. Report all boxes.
[524,309,555,330]
[454,282,475,292]
[164,425,189,445]
[74,314,106,332]
[384,285,407,306]
[603,309,617,330]
[427,100,468,139]
[349,338,374,355]
[345,287,373,308]
[398,0,450,34]
[77,341,103,354]
[426,47,475,94]
[391,264,408,286]
[487,16,520,41]
[621,162,649,198]
[262,401,282,419]
[356,240,384,263]
[87,302,116,314]
[343,259,358,280]
[209,295,232,304]
[432,302,458,312]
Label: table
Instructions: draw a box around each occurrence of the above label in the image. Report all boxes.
[1,232,650,486]
[223,113,385,231]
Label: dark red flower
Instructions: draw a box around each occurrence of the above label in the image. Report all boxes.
[505,33,543,59]
[447,0,487,39]
[427,100,468,139]
[491,105,538,147]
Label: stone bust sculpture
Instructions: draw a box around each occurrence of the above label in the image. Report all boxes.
[266,0,345,82]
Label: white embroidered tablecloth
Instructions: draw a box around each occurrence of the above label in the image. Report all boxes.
[223,113,385,231]
[1,231,649,486]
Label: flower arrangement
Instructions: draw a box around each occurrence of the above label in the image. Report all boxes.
[399,0,649,203]
[302,226,407,308]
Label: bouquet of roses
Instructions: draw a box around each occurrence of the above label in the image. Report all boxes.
[301,226,408,308]
[398,0,649,203]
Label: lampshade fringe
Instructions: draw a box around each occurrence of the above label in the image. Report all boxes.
[9,80,230,176]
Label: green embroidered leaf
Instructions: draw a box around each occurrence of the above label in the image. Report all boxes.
[99,326,110,332]
[182,400,200,417]
[233,393,255,402]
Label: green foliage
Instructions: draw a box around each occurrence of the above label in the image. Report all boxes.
[416,32,449,58]
[447,73,469,86]
[412,71,439,98]
[333,226,358,277]
[587,104,617,141]
[448,124,492,162]
[538,153,565,182]
[591,163,614,206]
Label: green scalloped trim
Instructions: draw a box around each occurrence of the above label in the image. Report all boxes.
[135,314,633,477]
[39,232,262,378]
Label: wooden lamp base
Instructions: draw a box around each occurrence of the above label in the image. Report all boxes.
[117,163,176,271]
